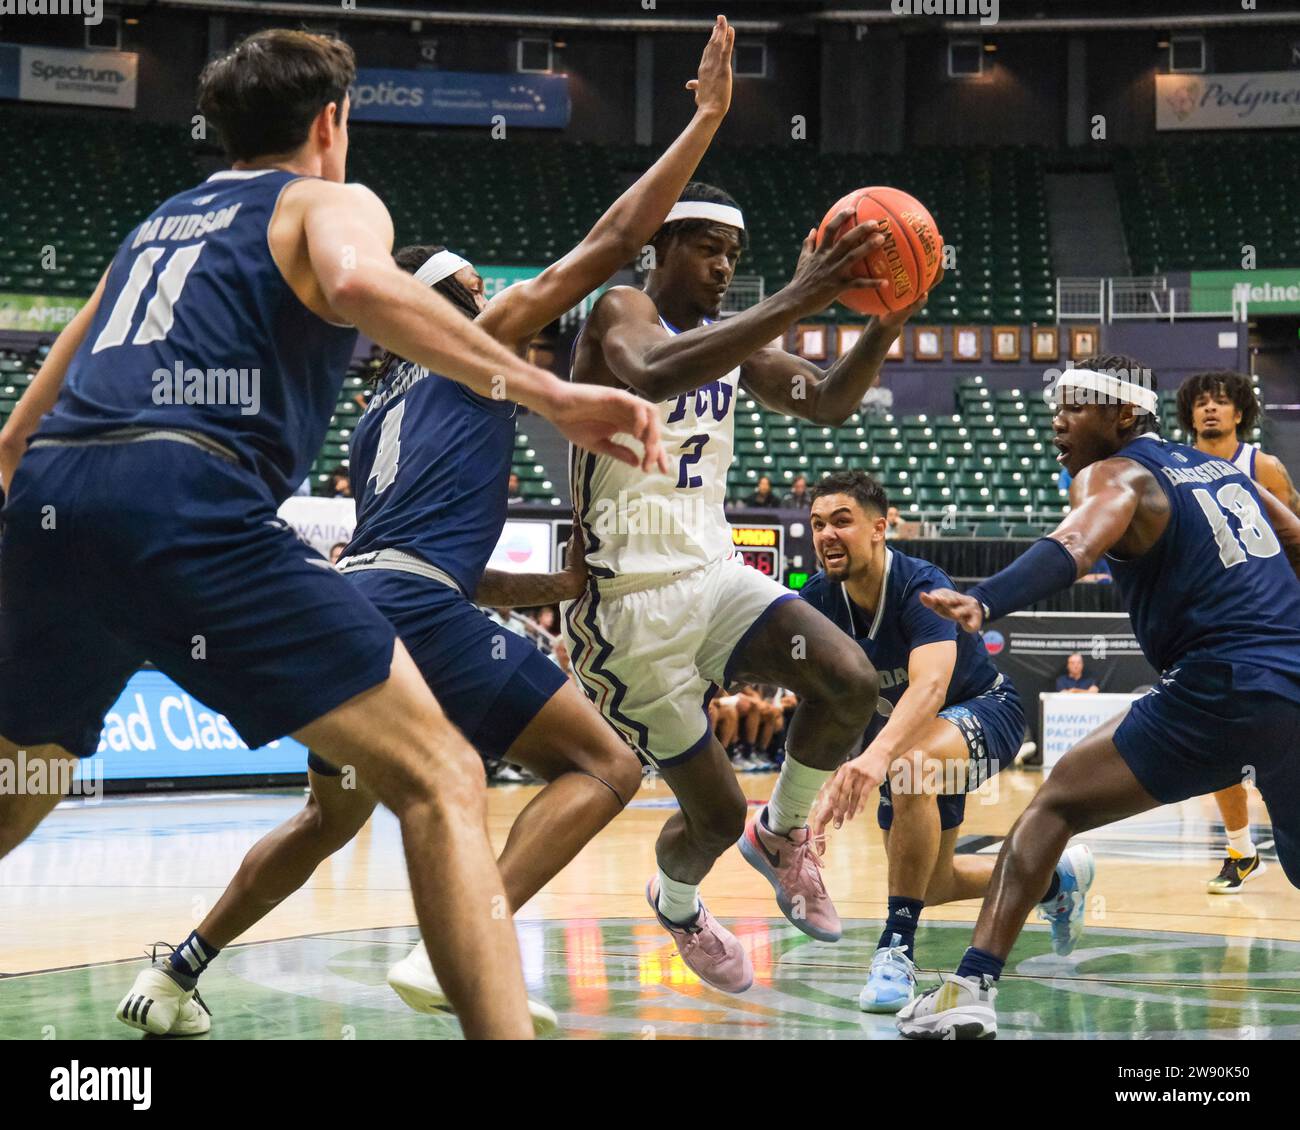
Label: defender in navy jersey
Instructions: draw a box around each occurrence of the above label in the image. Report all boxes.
[798,472,1088,1015]
[127,17,739,1030]
[899,355,1300,1041]
[0,29,666,1043]
[1178,370,1300,894]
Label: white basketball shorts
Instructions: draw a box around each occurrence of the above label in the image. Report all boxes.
[560,552,795,767]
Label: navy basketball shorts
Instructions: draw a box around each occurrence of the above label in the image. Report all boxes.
[1114,659,1300,886]
[307,567,567,776]
[0,440,397,759]
[878,677,1025,832]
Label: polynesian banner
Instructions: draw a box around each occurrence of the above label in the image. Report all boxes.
[1156,70,1300,131]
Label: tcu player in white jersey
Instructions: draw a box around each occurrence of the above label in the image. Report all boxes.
[1177,369,1300,893]
[565,186,941,989]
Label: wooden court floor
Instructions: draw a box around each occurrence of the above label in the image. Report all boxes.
[2,767,1298,1039]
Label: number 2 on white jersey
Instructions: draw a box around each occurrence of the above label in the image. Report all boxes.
[1193,482,1281,568]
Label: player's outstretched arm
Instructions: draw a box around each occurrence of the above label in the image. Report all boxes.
[0,270,107,490]
[919,459,1146,632]
[742,265,944,425]
[475,522,588,607]
[596,211,883,401]
[301,181,562,410]
[812,640,957,837]
[299,181,666,472]
[478,15,734,352]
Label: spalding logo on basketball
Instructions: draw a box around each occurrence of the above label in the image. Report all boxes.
[816,186,942,317]
[982,629,1005,656]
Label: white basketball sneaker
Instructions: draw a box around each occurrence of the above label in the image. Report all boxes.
[897,971,998,1040]
[387,940,559,1037]
[115,963,211,1036]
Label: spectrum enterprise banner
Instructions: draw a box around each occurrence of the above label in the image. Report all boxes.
[1190,269,1300,315]
[0,42,137,109]
[1156,71,1300,131]
[73,670,306,784]
[351,68,569,128]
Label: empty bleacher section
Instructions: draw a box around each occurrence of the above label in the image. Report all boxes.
[0,108,1278,504]
[1115,135,1300,275]
[689,144,1054,325]
[726,372,1262,539]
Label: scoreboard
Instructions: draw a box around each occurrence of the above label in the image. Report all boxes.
[543,518,794,585]
[730,523,784,579]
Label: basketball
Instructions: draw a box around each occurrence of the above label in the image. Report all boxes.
[816,186,943,316]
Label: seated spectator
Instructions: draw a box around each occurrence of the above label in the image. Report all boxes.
[708,693,742,752]
[328,541,347,565]
[781,474,811,510]
[507,471,524,504]
[329,465,352,498]
[745,475,781,509]
[743,684,786,765]
[884,505,902,540]
[550,638,579,686]
[1055,652,1100,693]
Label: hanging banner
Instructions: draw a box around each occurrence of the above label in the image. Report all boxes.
[350,68,569,128]
[1156,71,1300,131]
[0,42,137,109]
[1190,269,1300,316]
[0,292,87,333]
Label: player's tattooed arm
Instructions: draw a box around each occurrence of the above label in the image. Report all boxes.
[1255,453,1300,517]
[0,269,108,490]
[740,267,942,425]
[475,568,584,608]
[1048,458,1150,571]
[474,522,588,607]
[920,460,1148,632]
[477,16,734,353]
[1256,483,1300,581]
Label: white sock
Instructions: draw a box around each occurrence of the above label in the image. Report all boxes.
[656,869,700,925]
[1226,826,1255,859]
[766,755,833,836]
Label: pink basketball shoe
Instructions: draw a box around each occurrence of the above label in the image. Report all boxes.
[739,807,842,942]
[645,879,754,994]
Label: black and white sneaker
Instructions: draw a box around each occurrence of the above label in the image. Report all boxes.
[1207,853,1266,894]
[116,964,211,1036]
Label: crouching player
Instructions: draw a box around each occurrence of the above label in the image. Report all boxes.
[803,471,1091,1013]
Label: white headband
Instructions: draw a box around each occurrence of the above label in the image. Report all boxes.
[664,201,745,231]
[1052,368,1159,414]
[413,250,472,289]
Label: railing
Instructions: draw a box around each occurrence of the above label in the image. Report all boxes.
[721,275,766,315]
[1109,278,1244,322]
[1056,277,1107,320]
[1056,276,1248,323]
[892,506,1069,537]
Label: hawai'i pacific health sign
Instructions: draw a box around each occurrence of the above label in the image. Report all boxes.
[1157,71,1300,131]
[350,69,570,129]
